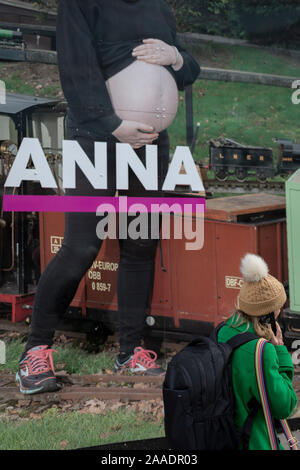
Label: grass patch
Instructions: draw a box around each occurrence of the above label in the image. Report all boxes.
[2,73,36,96]
[168,42,300,165]
[168,80,299,166]
[2,72,60,98]
[0,407,164,450]
[0,337,25,372]
[187,41,300,77]
[0,337,115,375]
[52,344,115,375]
[0,338,164,450]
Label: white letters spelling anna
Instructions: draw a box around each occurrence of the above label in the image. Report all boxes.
[4,138,204,192]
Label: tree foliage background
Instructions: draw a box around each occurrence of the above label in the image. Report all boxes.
[24,0,300,46]
[166,0,300,45]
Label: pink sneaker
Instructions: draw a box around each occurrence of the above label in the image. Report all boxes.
[16,345,61,394]
[115,347,165,376]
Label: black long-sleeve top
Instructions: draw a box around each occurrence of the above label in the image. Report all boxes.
[56,0,201,138]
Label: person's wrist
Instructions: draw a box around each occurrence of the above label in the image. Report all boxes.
[171,46,179,66]
[112,120,123,136]
[171,47,184,71]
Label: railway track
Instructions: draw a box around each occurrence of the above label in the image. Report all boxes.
[204,179,286,195]
[0,369,299,404]
[0,317,176,404]
[0,319,299,433]
[0,322,299,411]
[0,372,164,404]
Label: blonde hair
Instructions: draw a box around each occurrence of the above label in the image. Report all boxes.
[228,309,273,341]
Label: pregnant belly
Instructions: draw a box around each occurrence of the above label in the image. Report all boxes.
[106,60,178,133]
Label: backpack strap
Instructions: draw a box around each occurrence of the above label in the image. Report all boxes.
[240,397,260,450]
[209,322,226,343]
[226,331,258,350]
[255,338,299,451]
[213,322,258,350]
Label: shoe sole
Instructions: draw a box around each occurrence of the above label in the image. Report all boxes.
[16,372,61,395]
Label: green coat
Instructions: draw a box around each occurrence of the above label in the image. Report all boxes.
[217,315,298,450]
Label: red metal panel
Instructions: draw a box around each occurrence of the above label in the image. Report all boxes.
[39,212,86,308]
[39,212,118,311]
[171,219,218,326]
[39,213,174,316]
[215,222,258,321]
[215,220,288,323]
[38,208,288,330]
[38,210,47,275]
[0,292,35,322]
[257,222,284,281]
[84,239,119,312]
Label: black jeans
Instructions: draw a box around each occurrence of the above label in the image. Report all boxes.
[25,129,169,356]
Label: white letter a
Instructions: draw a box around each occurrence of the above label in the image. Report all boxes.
[4,138,57,188]
[163,146,204,192]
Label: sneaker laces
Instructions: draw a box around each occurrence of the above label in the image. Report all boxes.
[25,346,57,375]
[130,347,160,370]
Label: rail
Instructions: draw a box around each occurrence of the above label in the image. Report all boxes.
[0,21,55,37]
[0,45,297,90]
[0,0,56,18]
[203,179,286,195]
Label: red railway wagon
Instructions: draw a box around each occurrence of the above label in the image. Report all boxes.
[38,192,287,342]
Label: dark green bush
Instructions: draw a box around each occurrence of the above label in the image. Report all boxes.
[166,0,233,35]
[22,0,300,45]
[166,0,300,44]
[231,0,300,42]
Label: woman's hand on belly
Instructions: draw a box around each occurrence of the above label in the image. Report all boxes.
[132,38,183,70]
[112,120,159,148]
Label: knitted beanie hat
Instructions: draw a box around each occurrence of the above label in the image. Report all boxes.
[237,253,286,316]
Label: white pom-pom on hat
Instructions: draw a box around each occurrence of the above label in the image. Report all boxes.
[240,253,269,283]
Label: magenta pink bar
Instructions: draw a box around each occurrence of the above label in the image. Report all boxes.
[3,195,205,213]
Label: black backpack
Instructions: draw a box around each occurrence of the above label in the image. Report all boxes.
[163,322,259,450]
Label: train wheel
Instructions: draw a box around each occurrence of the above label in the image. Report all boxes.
[256,169,267,183]
[215,169,228,181]
[235,168,247,182]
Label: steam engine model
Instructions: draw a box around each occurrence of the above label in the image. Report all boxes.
[0,92,65,321]
[277,139,300,175]
[209,137,300,182]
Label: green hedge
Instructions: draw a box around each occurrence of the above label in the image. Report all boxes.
[166,0,232,36]
[24,0,300,45]
[166,0,300,44]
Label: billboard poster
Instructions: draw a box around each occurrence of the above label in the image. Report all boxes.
[0,0,300,456]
